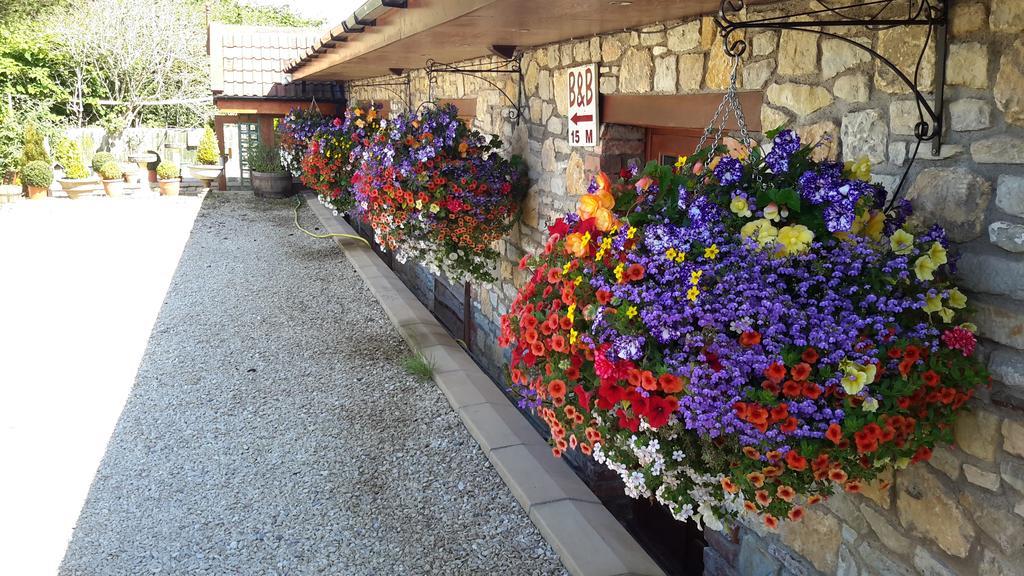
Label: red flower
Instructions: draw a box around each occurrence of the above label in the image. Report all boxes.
[626,263,645,281]
[785,450,807,471]
[898,358,916,377]
[911,445,933,463]
[801,347,819,364]
[942,326,977,357]
[764,515,779,530]
[922,370,941,387]
[574,384,591,412]
[779,417,798,433]
[645,395,679,429]
[739,331,762,347]
[658,373,685,393]
[787,359,809,380]
[782,380,802,398]
[801,381,822,400]
[776,485,796,502]
[548,379,566,399]
[787,506,805,521]
[826,423,843,444]
[595,289,612,305]
[765,362,787,384]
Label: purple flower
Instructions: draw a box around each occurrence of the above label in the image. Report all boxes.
[713,156,744,186]
[764,129,800,174]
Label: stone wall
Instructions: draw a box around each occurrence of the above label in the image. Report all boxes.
[346,0,1024,574]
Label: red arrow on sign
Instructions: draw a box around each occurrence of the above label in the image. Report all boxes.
[570,113,593,124]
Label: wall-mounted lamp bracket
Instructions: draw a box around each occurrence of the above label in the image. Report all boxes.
[425,55,524,127]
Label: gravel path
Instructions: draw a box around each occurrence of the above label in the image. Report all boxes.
[56,192,566,575]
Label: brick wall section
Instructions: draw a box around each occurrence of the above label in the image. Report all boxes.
[346,0,1024,573]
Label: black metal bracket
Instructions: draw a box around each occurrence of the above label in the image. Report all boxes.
[346,74,412,111]
[714,0,948,156]
[425,54,524,127]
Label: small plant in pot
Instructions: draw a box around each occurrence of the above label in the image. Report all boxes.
[248,142,292,199]
[156,161,181,196]
[21,161,54,200]
[55,139,96,199]
[187,126,224,187]
[91,151,115,174]
[98,160,125,197]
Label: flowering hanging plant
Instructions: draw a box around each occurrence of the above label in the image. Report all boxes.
[301,105,385,213]
[354,103,527,283]
[500,128,987,531]
[278,107,332,177]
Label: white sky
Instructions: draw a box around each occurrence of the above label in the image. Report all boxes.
[256,0,365,26]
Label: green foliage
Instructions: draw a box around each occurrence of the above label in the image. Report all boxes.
[21,122,50,166]
[198,0,323,27]
[156,160,179,180]
[54,138,88,179]
[195,126,220,165]
[401,352,435,381]
[97,159,122,180]
[91,151,114,173]
[21,160,54,187]
[247,142,284,173]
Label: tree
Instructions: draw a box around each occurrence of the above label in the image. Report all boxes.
[198,0,324,27]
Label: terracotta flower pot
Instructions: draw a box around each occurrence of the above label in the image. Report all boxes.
[157,179,181,196]
[102,179,125,198]
[251,171,293,199]
[27,185,48,200]
[59,178,99,200]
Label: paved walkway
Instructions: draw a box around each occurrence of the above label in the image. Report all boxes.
[1,192,565,575]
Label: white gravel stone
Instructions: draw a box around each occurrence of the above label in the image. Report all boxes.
[56,192,567,575]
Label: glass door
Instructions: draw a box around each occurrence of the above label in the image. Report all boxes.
[237,122,260,185]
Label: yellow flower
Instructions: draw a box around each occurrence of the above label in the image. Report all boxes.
[960,322,978,333]
[690,269,703,285]
[776,224,815,256]
[614,262,625,282]
[863,210,885,241]
[730,195,752,218]
[928,242,947,267]
[626,226,637,239]
[763,202,781,222]
[845,156,872,182]
[366,108,377,121]
[429,203,440,213]
[890,229,914,255]
[562,261,572,274]
[922,294,943,314]
[840,361,874,395]
[567,303,576,322]
[937,307,955,323]
[665,248,678,261]
[569,328,578,344]
[740,218,778,248]
[914,255,936,281]
[687,286,700,302]
[674,155,688,169]
[948,288,968,309]
[675,251,687,263]
[626,306,638,319]
[862,397,879,413]
[574,276,582,286]
[355,119,365,128]
[705,244,720,260]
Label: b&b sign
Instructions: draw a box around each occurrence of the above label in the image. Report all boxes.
[567,64,599,147]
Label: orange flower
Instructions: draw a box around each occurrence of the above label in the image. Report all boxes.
[828,468,848,484]
[659,373,685,393]
[807,495,824,505]
[776,485,796,502]
[764,514,779,530]
[755,490,772,507]
[785,450,807,471]
[564,232,589,257]
[790,362,812,382]
[746,472,766,488]
[742,446,761,460]
[595,171,612,195]
[548,379,567,399]
[739,331,762,347]
[825,423,843,445]
[844,481,862,493]
[744,501,758,513]
[787,506,805,522]
[721,477,739,494]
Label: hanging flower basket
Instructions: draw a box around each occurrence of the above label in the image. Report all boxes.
[500,128,987,531]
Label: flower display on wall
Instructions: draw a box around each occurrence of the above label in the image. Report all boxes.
[499,129,988,531]
[299,105,385,213]
[278,107,332,178]
[353,103,528,283]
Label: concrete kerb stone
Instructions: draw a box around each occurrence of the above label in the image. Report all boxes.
[530,499,668,576]
[304,195,665,576]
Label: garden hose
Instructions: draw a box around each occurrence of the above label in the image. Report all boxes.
[293,196,370,247]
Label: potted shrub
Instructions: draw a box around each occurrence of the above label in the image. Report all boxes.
[91,151,115,174]
[20,123,51,197]
[55,139,96,199]
[21,161,53,200]
[187,126,223,187]
[98,160,125,197]
[156,161,181,196]
[248,142,292,198]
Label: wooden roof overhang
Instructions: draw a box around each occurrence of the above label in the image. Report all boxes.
[288,0,774,81]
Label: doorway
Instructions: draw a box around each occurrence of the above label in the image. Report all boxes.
[237,121,260,186]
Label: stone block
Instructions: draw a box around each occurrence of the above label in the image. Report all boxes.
[678,53,704,92]
[955,407,1003,462]
[972,136,1024,164]
[897,465,975,557]
[930,445,962,480]
[996,38,1024,127]
[947,42,990,89]
[761,105,790,133]
[779,506,841,573]
[777,29,818,76]
[959,485,1024,554]
[875,27,934,93]
[1001,458,1024,492]
[821,37,871,79]
[997,175,1024,217]
[619,47,653,93]
[860,503,912,554]
[913,546,959,576]
[991,348,1024,400]
[950,98,993,131]
[768,83,833,115]
[956,248,1024,299]
[889,141,907,166]
[654,55,676,92]
[841,108,886,164]
[833,73,869,102]
[737,533,781,576]
[752,31,777,56]
[458,401,546,453]
[1005,419,1024,458]
[890,100,921,135]
[743,59,775,90]
[666,21,700,52]
[797,120,839,161]
[904,167,991,242]
[990,221,1024,253]
[964,463,1002,491]
[857,540,915,576]
[952,2,988,37]
[991,0,1024,32]
[706,41,740,90]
